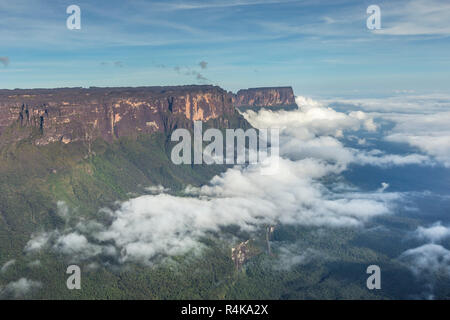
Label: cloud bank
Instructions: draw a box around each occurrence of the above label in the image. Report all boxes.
[245,96,430,168]
[323,94,450,167]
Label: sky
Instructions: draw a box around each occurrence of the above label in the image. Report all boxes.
[0,0,449,96]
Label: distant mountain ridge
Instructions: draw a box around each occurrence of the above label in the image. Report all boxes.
[0,85,295,146]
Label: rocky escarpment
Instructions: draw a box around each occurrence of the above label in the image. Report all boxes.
[0,85,295,146]
[0,85,239,146]
[234,87,296,110]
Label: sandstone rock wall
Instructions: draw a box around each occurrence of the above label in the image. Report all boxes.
[0,85,295,146]
[0,86,235,145]
[233,87,295,108]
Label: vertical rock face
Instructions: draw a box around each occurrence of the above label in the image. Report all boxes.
[231,239,259,270]
[234,87,296,108]
[231,240,251,270]
[0,85,296,146]
[0,86,236,145]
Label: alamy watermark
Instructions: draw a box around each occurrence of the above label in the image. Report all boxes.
[366,265,381,290]
[170,121,279,175]
[65,5,382,32]
[66,265,81,290]
[367,5,381,30]
[66,5,81,30]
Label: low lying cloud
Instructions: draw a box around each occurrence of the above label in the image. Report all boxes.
[25,96,406,265]
[414,222,450,243]
[384,112,450,167]
[26,157,397,264]
[400,219,450,297]
[244,96,430,168]
[24,232,54,252]
[0,278,42,298]
[322,94,450,167]
[400,244,450,277]
[273,245,324,271]
[145,185,170,193]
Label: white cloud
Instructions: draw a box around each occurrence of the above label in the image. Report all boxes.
[56,201,71,221]
[375,0,450,36]
[244,96,430,168]
[24,232,54,253]
[53,233,102,259]
[414,222,450,243]
[145,185,170,193]
[354,151,430,167]
[322,94,450,167]
[377,182,389,193]
[0,278,42,298]
[322,93,450,114]
[385,114,450,167]
[25,96,406,265]
[273,245,324,271]
[248,96,377,137]
[26,156,395,265]
[400,244,450,277]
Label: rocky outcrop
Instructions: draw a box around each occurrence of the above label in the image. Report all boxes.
[233,87,296,110]
[0,86,237,145]
[232,240,252,270]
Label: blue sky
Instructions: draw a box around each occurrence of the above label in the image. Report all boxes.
[0,0,449,96]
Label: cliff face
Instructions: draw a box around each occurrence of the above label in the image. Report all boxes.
[0,86,236,145]
[233,87,296,109]
[0,85,295,146]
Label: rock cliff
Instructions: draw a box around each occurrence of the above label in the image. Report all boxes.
[233,87,296,109]
[0,85,238,145]
[0,85,295,146]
